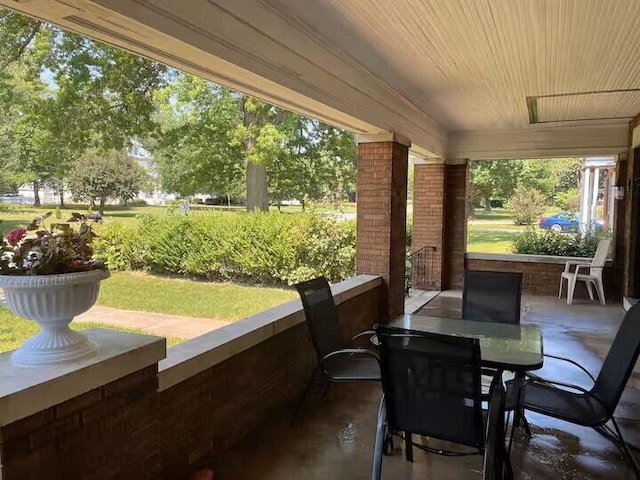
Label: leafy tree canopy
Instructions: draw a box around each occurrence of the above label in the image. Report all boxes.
[67,150,149,214]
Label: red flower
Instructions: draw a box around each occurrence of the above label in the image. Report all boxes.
[6,228,26,247]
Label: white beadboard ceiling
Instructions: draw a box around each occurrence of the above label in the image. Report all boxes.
[1,0,638,157]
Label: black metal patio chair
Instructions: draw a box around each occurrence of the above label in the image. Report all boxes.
[462,270,523,325]
[507,302,640,477]
[462,270,529,431]
[292,277,381,425]
[371,325,512,480]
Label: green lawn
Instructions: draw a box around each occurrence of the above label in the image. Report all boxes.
[466,207,561,253]
[0,271,297,353]
[0,307,182,354]
[97,271,297,320]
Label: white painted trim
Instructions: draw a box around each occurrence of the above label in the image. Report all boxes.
[411,156,444,165]
[0,330,166,426]
[357,132,411,147]
[158,275,383,391]
[448,122,628,160]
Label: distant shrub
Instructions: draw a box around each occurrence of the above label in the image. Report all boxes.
[94,212,356,285]
[554,188,580,211]
[506,186,545,225]
[406,216,413,251]
[129,198,148,206]
[512,228,603,257]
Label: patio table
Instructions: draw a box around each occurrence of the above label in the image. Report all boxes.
[389,314,544,372]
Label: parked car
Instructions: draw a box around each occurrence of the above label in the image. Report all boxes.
[0,193,26,204]
[538,211,602,233]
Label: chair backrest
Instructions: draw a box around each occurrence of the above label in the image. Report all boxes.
[294,277,345,360]
[377,325,485,450]
[590,239,611,277]
[462,270,523,324]
[591,303,640,416]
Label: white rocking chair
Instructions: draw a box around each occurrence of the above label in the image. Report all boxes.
[559,239,611,305]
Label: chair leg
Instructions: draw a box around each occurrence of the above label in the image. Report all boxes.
[586,281,594,301]
[567,276,577,305]
[610,418,640,478]
[405,432,413,462]
[371,395,386,480]
[596,279,606,306]
[291,367,320,426]
[558,276,564,299]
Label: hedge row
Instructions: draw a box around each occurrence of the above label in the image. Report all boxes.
[93,212,356,285]
[512,228,604,257]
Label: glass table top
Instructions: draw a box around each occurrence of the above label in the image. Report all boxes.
[388,315,543,371]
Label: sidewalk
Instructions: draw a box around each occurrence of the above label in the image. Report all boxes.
[75,305,229,340]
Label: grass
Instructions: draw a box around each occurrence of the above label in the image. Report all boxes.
[466,230,516,253]
[0,202,359,235]
[97,271,297,320]
[0,306,182,354]
[466,207,562,253]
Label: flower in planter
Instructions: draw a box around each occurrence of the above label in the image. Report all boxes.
[0,212,107,275]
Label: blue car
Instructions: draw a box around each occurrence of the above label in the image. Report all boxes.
[538,211,602,233]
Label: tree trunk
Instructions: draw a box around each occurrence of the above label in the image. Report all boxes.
[58,184,65,209]
[227,194,230,207]
[241,95,270,213]
[33,180,41,207]
[484,198,492,212]
[246,160,268,212]
[98,197,106,215]
[301,199,305,212]
[90,199,96,209]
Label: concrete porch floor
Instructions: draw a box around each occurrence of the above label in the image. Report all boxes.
[217,295,640,479]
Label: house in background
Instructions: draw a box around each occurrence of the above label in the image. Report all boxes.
[128,141,177,206]
[15,142,177,206]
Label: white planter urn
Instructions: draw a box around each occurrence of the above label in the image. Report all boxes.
[0,269,111,366]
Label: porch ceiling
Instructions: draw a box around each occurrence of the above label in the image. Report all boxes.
[1,0,637,158]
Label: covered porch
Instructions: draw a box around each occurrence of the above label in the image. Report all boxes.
[1,1,640,479]
[217,295,639,480]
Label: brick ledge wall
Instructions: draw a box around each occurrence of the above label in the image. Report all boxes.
[465,253,617,299]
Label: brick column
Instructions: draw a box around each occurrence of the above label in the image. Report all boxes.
[412,162,445,289]
[356,134,409,320]
[443,161,469,290]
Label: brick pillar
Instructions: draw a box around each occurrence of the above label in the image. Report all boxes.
[411,162,445,289]
[356,135,409,320]
[443,161,469,290]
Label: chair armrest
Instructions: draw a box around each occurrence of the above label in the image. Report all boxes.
[320,348,380,364]
[543,353,597,382]
[564,260,591,273]
[351,330,377,341]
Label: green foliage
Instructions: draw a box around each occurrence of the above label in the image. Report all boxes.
[470,160,523,209]
[151,73,356,211]
[470,158,582,209]
[505,186,546,225]
[67,150,149,213]
[513,229,603,257]
[94,212,356,285]
[554,188,580,211]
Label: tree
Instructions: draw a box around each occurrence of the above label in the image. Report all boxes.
[67,150,149,214]
[0,10,168,206]
[152,72,356,211]
[268,117,356,209]
[152,75,244,198]
[470,160,523,211]
[506,186,545,225]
